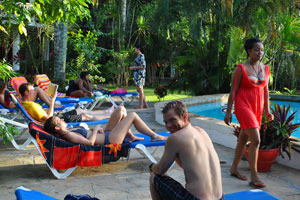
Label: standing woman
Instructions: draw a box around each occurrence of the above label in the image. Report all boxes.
[224,38,273,188]
[130,45,149,109]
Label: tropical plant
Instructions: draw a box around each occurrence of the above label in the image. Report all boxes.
[283,87,299,95]
[67,29,106,83]
[0,59,17,82]
[233,103,300,159]
[154,85,168,101]
[0,119,19,145]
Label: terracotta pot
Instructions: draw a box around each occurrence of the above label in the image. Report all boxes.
[244,147,279,172]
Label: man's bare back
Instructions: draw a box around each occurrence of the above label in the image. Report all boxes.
[172,124,222,200]
[150,101,223,200]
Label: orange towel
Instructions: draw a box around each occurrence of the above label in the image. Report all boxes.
[10,76,28,97]
[34,74,66,97]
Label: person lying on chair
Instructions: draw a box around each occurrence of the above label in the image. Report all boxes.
[0,80,15,108]
[149,101,224,200]
[44,105,167,145]
[19,83,114,123]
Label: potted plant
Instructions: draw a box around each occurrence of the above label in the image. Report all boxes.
[154,85,168,101]
[233,103,300,172]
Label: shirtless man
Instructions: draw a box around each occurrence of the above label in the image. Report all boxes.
[149,101,223,200]
[0,79,62,109]
[19,83,113,123]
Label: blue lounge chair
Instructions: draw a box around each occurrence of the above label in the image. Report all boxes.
[225,189,279,200]
[125,132,170,163]
[15,186,58,200]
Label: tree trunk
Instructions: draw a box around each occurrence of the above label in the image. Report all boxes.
[121,0,127,47]
[53,20,68,85]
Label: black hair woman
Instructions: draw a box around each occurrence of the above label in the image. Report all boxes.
[224,38,274,188]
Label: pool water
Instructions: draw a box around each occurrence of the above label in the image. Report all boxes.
[188,100,300,138]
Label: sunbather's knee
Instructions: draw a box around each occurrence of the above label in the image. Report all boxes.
[127,112,137,119]
[76,108,83,114]
[149,173,155,185]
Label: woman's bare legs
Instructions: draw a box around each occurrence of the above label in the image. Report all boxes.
[230,128,263,185]
[70,90,91,97]
[245,128,263,186]
[103,106,143,142]
[230,129,248,180]
[107,111,166,144]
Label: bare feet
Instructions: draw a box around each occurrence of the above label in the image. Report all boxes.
[54,103,63,108]
[250,174,265,187]
[127,135,144,143]
[249,180,266,188]
[230,169,247,181]
[144,104,149,108]
[105,106,115,115]
[151,134,167,142]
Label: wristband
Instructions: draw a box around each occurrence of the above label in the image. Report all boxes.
[149,163,154,171]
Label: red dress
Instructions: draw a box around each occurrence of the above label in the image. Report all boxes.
[233,64,270,130]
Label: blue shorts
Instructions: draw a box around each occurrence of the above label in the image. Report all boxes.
[104,131,110,144]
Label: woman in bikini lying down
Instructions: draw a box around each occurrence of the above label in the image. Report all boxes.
[44,105,167,145]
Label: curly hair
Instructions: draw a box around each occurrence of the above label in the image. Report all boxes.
[162,100,189,121]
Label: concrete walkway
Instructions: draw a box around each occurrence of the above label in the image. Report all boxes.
[0,103,300,200]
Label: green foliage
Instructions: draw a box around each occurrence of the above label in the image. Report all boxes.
[261,104,300,159]
[283,87,298,95]
[0,0,92,36]
[0,120,19,145]
[104,49,132,86]
[0,59,17,82]
[67,29,106,83]
[154,85,168,101]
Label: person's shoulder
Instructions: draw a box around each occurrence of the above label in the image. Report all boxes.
[193,126,205,132]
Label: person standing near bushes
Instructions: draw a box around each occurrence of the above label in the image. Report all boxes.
[224,38,274,188]
[67,71,94,97]
[129,45,149,109]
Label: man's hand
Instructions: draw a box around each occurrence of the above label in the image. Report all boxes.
[129,66,134,70]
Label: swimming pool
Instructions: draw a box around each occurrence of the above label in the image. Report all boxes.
[188,100,300,138]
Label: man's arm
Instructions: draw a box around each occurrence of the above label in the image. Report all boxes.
[41,88,57,121]
[151,136,178,175]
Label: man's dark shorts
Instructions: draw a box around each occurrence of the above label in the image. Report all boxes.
[56,109,82,123]
[153,174,225,200]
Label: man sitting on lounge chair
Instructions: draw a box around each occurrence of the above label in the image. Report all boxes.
[1,80,63,109]
[19,83,113,123]
[149,101,224,200]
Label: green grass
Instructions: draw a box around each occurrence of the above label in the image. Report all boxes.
[106,86,193,102]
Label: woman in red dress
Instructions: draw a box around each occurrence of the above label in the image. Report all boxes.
[224,38,274,188]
